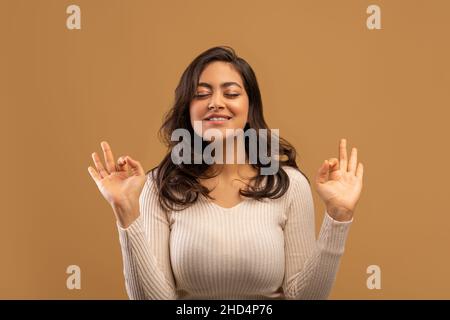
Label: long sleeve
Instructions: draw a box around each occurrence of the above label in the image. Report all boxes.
[116,173,177,300]
[282,168,353,299]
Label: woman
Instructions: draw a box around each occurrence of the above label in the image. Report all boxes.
[88,46,364,300]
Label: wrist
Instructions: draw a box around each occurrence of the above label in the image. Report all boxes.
[326,206,353,222]
[112,199,140,228]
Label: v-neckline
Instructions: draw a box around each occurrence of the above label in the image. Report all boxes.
[201,194,250,211]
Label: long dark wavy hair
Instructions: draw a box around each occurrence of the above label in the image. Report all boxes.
[147,46,310,211]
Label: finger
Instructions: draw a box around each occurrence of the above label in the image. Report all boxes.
[92,152,108,178]
[356,162,364,180]
[101,141,116,174]
[125,156,145,176]
[348,147,357,174]
[328,157,339,172]
[116,156,129,173]
[87,166,101,183]
[316,160,329,184]
[339,138,348,172]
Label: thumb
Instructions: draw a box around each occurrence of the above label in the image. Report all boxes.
[125,156,145,176]
[316,160,329,184]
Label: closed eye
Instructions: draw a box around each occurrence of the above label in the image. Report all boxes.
[194,93,240,99]
[194,94,210,98]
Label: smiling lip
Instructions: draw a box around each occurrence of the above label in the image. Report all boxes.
[203,113,233,122]
[203,118,231,125]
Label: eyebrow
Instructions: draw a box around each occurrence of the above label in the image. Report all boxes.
[197,82,242,89]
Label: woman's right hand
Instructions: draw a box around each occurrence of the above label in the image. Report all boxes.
[88,141,147,227]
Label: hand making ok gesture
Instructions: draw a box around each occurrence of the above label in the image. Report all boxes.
[88,141,146,227]
[315,138,364,222]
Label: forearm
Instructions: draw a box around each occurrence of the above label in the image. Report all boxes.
[112,172,177,300]
[285,250,343,300]
[117,221,148,299]
[284,212,352,300]
[117,218,177,299]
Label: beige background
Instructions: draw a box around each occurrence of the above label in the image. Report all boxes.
[1,0,449,299]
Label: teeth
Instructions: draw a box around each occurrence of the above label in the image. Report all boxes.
[208,117,228,121]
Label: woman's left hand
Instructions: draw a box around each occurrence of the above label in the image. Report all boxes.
[315,138,364,222]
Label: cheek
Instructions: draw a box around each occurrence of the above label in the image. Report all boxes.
[189,103,203,121]
[229,99,249,123]
[189,103,206,136]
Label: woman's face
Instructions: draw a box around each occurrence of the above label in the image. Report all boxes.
[189,61,249,140]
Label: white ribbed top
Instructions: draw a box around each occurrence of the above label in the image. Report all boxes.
[116,166,353,300]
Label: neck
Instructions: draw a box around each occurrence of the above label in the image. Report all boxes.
[209,137,252,177]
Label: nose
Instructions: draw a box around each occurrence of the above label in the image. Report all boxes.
[207,92,225,110]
